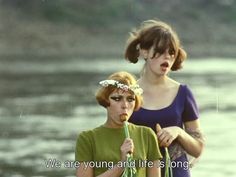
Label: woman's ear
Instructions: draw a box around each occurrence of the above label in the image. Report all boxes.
[139,49,148,60]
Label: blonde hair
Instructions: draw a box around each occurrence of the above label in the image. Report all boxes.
[96,71,142,111]
[125,19,187,71]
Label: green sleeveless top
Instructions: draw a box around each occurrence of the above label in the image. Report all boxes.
[75,123,162,177]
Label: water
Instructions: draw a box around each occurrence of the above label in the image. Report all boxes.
[0,57,236,177]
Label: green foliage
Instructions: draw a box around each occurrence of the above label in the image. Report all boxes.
[1,0,236,57]
[1,0,236,27]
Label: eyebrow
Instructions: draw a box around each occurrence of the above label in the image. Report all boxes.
[110,95,136,101]
[110,94,134,97]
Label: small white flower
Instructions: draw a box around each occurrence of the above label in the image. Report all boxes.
[99,79,143,95]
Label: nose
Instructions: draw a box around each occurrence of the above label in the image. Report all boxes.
[121,99,128,109]
[164,49,171,59]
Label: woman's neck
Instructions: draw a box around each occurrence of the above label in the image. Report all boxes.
[139,72,169,87]
[103,120,124,129]
[138,72,179,91]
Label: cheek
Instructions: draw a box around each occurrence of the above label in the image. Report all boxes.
[170,59,176,66]
[111,105,120,113]
[148,59,160,69]
[128,102,135,110]
[107,104,119,114]
[150,57,161,64]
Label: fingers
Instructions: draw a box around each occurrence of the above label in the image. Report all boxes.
[160,136,173,147]
[120,138,134,160]
[123,138,134,153]
[157,130,174,147]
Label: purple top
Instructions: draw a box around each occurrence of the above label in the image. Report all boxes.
[129,84,199,177]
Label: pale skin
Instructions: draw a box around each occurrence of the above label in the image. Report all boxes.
[139,47,204,158]
[76,89,161,177]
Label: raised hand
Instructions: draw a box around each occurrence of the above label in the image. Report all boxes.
[120,138,134,161]
[157,126,181,147]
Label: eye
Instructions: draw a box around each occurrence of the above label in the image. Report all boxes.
[153,53,161,59]
[169,49,175,58]
[110,96,121,101]
[127,97,135,102]
[169,49,175,56]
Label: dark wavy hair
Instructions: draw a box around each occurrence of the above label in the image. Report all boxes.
[125,20,187,71]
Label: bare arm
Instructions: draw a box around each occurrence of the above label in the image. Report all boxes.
[76,163,93,177]
[76,162,125,177]
[76,138,133,177]
[147,160,161,177]
[177,119,204,157]
[157,119,204,158]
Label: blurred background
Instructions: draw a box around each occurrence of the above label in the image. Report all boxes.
[0,0,236,177]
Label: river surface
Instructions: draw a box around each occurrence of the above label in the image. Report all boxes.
[0,57,236,177]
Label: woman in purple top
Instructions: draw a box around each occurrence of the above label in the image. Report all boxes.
[124,19,205,177]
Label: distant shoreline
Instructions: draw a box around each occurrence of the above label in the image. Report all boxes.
[1,3,236,59]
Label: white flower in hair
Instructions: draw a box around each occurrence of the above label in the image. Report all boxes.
[99,79,143,95]
[118,83,129,91]
[99,80,118,87]
[129,84,143,95]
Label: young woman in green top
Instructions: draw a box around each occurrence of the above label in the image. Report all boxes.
[75,71,162,177]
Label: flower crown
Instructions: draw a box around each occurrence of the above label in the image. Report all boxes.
[99,79,143,95]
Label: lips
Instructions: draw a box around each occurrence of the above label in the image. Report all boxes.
[120,114,128,122]
[160,62,169,68]
[120,113,128,117]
